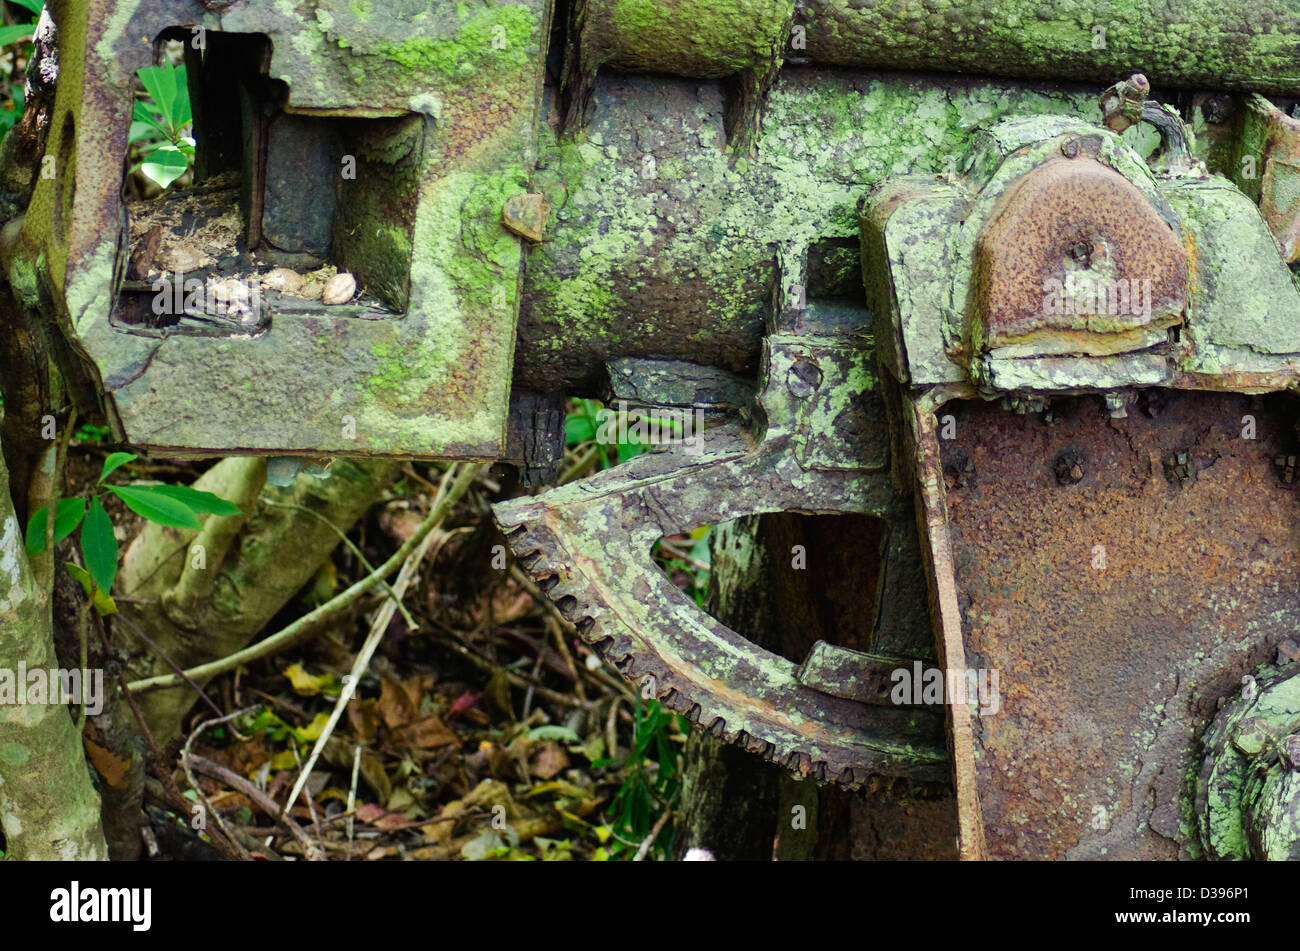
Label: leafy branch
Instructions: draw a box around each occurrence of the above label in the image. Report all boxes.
[129,63,194,190]
[24,451,241,613]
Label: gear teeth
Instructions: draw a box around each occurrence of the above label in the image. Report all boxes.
[493,499,942,796]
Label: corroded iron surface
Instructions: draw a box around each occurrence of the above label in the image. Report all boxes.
[975,156,1187,353]
[940,391,1300,859]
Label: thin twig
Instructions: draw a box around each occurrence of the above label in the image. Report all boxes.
[113,610,225,720]
[259,495,418,633]
[433,634,593,710]
[633,805,673,861]
[346,743,361,859]
[289,739,325,855]
[126,463,482,692]
[181,708,259,861]
[606,696,621,762]
[280,465,467,822]
[186,753,317,858]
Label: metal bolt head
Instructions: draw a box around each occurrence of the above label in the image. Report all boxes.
[1053,448,1085,485]
[1282,734,1300,770]
[786,359,821,399]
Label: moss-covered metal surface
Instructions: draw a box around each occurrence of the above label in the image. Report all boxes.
[496,329,949,787]
[518,72,1141,393]
[25,0,553,457]
[1197,663,1300,860]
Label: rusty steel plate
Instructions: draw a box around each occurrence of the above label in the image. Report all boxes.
[975,156,1187,354]
[939,389,1300,859]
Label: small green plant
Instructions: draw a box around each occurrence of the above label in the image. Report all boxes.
[24,452,241,612]
[0,1,42,143]
[0,0,41,48]
[72,423,111,444]
[565,398,649,468]
[128,63,194,190]
[593,695,687,860]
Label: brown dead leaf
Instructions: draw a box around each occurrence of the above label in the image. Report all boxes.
[528,741,569,780]
[226,732,270,778]
[389,715,459,750]
[347,697,381,742]
[463,778,517,818]
[466,578,535,627]
[84,736,133,789]
[378,673,434,728]
[354,803,387,824]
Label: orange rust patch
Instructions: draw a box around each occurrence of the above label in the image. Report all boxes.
[975,157,1187,350]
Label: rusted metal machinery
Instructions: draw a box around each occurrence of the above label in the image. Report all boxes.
[12,0,1300,858]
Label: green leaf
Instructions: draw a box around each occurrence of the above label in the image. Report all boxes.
[23,497,84,554]
[65,563,118,616]
[106,484,202,529]
[24,504,47,554]
[0,24,34,47]
[80,497,118,595]
[565,412,595,445]
[141,144,189,189]
[99,451,138,483]
[137,65,182,133]
[131,100,169,138]
[148,484,242,516]
[10,0,45,14]
[53,497,86,545]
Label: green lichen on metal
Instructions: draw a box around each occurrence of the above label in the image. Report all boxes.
[520,74,1114,391]
[41,0,553,458]
[1168,178,1300,375]
[602,0,789,76]
[1197,667,1300,860]
[362,5,537,80]
[794,0,1300,95]
[0,742,29,768]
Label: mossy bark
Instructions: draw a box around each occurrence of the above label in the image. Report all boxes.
[117,455,400,746]
[0,438,107,860]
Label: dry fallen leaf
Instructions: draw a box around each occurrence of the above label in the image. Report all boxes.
[389,715,459,750]
[283,662,335,696]
[528,740,569,780]
[84,736,132,789]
